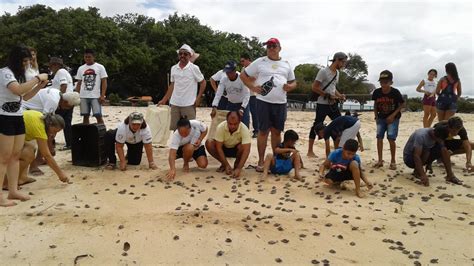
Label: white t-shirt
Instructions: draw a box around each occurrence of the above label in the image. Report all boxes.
[315,67,339,105]
[52,69,74,93]
[22,88,61,114]
[25,66,39,82]
[212,73,250,108]
[115,122,152,144]
[169,62,205,107]
[169,120,207,149]
[0,67,23,116]
[211,70,224,82]
[244,56,295,104]
[241,66,256,97]
[423,79,437,94]
[76,63,108,98]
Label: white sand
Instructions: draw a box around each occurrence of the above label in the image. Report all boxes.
[1,106,473,265]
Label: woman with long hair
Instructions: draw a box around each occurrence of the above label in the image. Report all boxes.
[416,69,438,127]
[0,45,48,207]
[436,63,462,121]
[25,47,39,81]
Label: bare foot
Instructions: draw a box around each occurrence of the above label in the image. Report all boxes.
[356,191,366,198]
[8,191,31,201]
[0,198,17,207]
[307,152,317,158]
[183,163,190,173]
[389,162,397,170]
[29,168,44,176]
[216,165,225,173]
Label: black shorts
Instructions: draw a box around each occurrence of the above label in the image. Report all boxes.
[256,99,286,132]
[325,169,353,182]
[177,145,207,160]
[223,146,238,158]
[0,115,25,136]
[445,139,464,151]
[309,104,341,139]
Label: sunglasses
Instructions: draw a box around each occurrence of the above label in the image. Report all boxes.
[178,52,190,56]
[266,44,278,49]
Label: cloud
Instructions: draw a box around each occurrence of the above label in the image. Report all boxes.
[1,0,472,96]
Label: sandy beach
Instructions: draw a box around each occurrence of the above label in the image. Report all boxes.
[1,106,473,265]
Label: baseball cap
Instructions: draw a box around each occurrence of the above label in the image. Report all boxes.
[49,57,63,66]
[378,70,393,81]
[129,112,144,124]
[263,38,280,46]
[330,52,348,62]
[223,60,237,73]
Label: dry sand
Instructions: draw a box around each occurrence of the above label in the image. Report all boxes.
[1,106,473,265]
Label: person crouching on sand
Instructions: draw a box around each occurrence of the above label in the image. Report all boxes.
[104,112,157,171]
[262,130,302,180]
[166,117,208,180]
[319,139,372,198]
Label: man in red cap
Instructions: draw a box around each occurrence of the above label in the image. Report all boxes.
[241,38,297,172]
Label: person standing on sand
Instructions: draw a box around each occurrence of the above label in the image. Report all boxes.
[435,62,462,121]
[307,52,347,157]
[206,111,251,179]
[416,69,438,128]
[158,44,207,130]
[372,70,405,170]
[210,60,250,127]
[0,45,49,207]
[240,38,297,172]
[240,54,259,138]
[166,117,208,180]
[210,69,228,110]
[75,48,108,125]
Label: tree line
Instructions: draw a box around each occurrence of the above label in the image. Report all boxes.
[0,5,393,105]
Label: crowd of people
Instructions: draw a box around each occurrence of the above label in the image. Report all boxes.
[0,38,471,207]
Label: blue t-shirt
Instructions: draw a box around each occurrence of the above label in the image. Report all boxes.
[328,148,361,172]
[324,116,358,141]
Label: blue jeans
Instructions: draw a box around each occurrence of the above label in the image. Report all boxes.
[249,96,259,134]
[226,102,250,128]
[80,98,102,117]
[376,118,400,140]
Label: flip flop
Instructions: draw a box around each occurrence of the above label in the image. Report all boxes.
[105,163,116,170]
[446,176,463,185]
[246,165,257,170]
[29,169,44,176]
[255,165,264,173]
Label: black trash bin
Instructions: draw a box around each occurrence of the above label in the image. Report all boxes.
[72,123,107,166]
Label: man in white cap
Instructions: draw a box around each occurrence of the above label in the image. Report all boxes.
[307,52,348,157]
[240,38,297,172]
[158,44,207,130]
[48,57,76,150]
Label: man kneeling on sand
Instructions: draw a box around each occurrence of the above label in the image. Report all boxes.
[403,126,462,186]
[166,117,208,180]
[262,130,302,180]
[206,111,251,179]
[319,139,372,198]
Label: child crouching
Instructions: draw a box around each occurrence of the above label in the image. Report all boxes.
[319,139,372,197]
[262,130,302,180]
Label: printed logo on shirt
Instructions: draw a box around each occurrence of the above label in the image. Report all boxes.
[4,73,13,80]
[118,134,124,140]
[261,76,276,96]
[83,69,97,91]
[376,97,396,114]
[271,64,279,70]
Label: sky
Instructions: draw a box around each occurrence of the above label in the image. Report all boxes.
[1,0,473,97]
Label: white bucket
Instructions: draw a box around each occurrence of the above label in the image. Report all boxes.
[207,110,227,140]
[145,105,171,146]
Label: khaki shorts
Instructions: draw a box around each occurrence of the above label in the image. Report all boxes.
[170,105,196,131]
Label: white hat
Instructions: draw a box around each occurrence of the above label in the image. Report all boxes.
[177,44,195,56]
[62,91,80,106]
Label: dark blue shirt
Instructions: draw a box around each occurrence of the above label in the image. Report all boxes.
[324,116,358,141]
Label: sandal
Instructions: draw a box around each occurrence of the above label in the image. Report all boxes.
[446,176,463,185]
[373,160,384,168]
[255,165,264,173]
